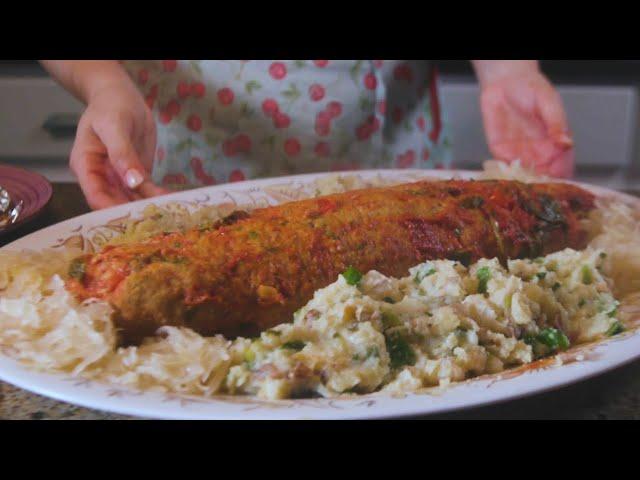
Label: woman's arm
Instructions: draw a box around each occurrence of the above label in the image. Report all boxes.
[471,60,539,86]
[40,60,135,105]
[470,60,574,178]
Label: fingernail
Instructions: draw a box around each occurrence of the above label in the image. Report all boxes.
[125,169,144,189]
[556,133,573,147]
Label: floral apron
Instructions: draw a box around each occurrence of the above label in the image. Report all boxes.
[122,60,453,188]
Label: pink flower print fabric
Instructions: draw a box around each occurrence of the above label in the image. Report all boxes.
[122,60,453,189]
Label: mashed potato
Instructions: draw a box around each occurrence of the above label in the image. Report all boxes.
[0,162,638,400]
[222,248,620,398]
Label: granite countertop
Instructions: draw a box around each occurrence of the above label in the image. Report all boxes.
[1,183,640,420]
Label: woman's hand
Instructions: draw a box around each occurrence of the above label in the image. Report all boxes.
[473,61,574,178]
[40,60,168,209]
[70,82,168,209]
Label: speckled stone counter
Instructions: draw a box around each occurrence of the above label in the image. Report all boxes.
[1,183,640,420]
[0,383,134,419]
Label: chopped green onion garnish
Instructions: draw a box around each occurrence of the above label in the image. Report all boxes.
[414,267,436,284]
[581,265,593,285]
[606,322,624,336]
[476,266,491,294]
[342,266,363,286]
[385,331,416,369]
[603,300,620,318]
[537,328,570,351]
[282,340,306,351]
[536,271,547,280]
[559,332,571,349]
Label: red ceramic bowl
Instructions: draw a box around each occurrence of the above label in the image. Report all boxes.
[0,164,53,234]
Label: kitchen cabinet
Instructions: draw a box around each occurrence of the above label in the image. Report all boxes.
[0,76,81,181]
[441,78,638,170]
